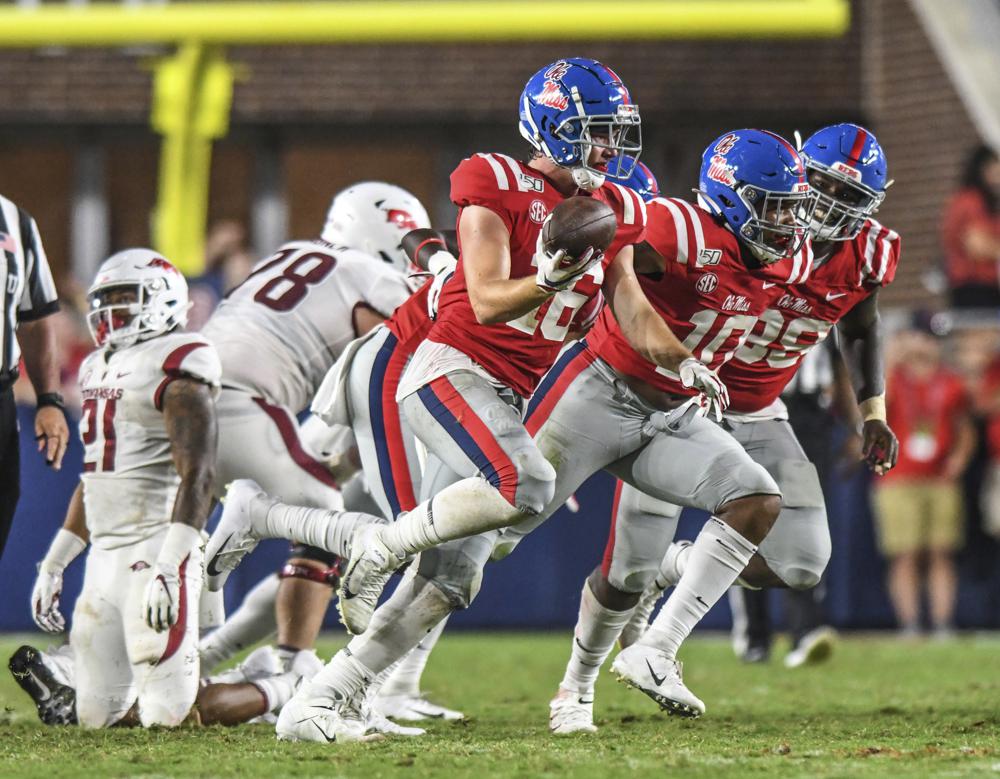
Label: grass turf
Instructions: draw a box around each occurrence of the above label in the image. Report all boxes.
[1,632,998,778]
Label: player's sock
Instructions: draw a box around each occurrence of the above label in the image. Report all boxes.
[257,650,324,712]
[560,581,634,694]
[349,572,456,675]
[379,616,449,697]
[639,518,757,660]
[262,502,378,558]
[380,477,519,559]
[301,648,374,703]
[198,574,279,672]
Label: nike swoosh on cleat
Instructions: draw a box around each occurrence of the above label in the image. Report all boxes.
[578,697,594,705]
[645,659,666,687]
[206,534,235,577]
[29,671,52,702]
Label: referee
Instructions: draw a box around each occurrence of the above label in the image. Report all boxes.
[0,193,69,560]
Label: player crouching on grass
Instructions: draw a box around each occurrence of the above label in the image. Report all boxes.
[61,250,220,728]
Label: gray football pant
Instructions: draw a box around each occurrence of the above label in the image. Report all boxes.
[603,417,831,593]
[403,347,779,608]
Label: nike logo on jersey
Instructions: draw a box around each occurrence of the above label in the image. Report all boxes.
[825,292,848,301]
[645,659,667,687]
[762,282,777,289]
[205,535,234,577]
[115,371,131,378]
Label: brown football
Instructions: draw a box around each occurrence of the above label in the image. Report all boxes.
[541,197,618,259]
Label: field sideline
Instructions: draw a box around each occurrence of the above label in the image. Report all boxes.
[1,632,998,778]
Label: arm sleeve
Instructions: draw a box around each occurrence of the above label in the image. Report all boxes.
[17,209,59,321]
[450,155,516,233]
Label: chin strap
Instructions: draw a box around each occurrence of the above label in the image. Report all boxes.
[571,167,606,191]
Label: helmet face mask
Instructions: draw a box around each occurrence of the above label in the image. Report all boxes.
[805,164,884,241]
[519,59,642,191]
[86,250,189,349]
[738,184,814,263]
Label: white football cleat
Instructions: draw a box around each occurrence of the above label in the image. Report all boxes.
[207,645,281,685]
[366,709,426,737]
[338,524,405,635]
[375,692,465,721]
[275,691,369,743]
[205,480,275,591]
[611,644,705,718]
[549,687,597,735]
[784,626,838,669]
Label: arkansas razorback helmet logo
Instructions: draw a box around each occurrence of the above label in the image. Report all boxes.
[386,209,419,232]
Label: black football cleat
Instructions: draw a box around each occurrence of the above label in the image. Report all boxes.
[8,645,77,725]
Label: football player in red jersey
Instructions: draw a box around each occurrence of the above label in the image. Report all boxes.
[550,123,902,732]
[274,60,729,743]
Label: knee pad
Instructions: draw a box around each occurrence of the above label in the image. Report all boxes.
[508,447,556,515]
[417,537,493,609]
[288,543,341,569]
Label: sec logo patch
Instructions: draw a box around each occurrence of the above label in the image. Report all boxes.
[696,272,718,294]
[528,200,548,224]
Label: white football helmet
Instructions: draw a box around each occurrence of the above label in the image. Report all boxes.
[86,248,190,349]
[321,182,431,272]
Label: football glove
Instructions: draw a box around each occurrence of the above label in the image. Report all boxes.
[678,358,729,422]
[425,250,457,321]
[31,528,86,634]
[143,523,203,633]
[534,218,604,293]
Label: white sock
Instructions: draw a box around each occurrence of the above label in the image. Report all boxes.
[254,669,300,713]
[349,572,456,675]
[380,477,519,559]
[560,581,634,694]
[639,518,757,660]
[261,502,379,558]
[380,615,449,697]
[198,574,279,672]
[301,649,374,704]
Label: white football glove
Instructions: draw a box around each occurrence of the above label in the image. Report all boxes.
[678,358,730,422]
[143,523,203,633]
[534,218,604,293]
[31,528,86,634]
[424,250,457,321]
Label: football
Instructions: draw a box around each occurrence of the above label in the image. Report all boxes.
[541,196,617,259]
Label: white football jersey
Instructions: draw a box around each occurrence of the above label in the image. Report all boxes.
[78,332,222,550]
[201,240,412,412]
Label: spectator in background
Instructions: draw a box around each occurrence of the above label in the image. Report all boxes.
[976,354,1000,540]
[873,312,975,637]
[942,145,1000,309]
[187,220,255,330]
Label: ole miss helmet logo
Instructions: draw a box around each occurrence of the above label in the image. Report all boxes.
[706,155,737,187]
[536,81,569,111]
[714,134,739,154]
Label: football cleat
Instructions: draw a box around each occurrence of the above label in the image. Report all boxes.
[8,645,78,725]
[206,645,282,686]
[366,709,426,737]
[549,687,597,735]
[275,690,369,744]
[784,626,838,669]
[610,644,705,718]
[337,524,405,635]
[205,480,276,591]
[375,692,465,722]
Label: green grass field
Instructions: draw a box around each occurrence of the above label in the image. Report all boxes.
[1,632,998,779]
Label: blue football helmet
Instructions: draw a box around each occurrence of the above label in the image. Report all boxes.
[698,129,813,264]
[801,123,887,241]
[606,155,660,202]
[518,58,641,191]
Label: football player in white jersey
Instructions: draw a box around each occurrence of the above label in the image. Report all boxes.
[69,249,221,728]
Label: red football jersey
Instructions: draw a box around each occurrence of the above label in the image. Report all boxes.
[585,197,812,397]
[427,152,647,397]
[385,282,432,350]
[724,218,901,412]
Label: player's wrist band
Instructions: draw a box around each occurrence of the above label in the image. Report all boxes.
[37,392,66,412]
[859,395,886,423]
[40,528,87,572]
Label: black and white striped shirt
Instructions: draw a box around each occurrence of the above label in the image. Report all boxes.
[0,194,59,379]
